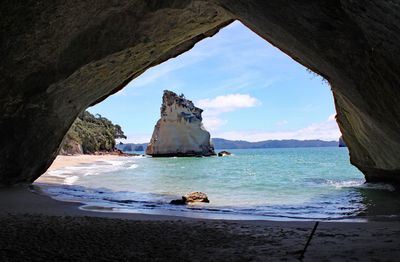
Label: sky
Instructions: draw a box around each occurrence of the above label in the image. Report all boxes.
[89,21,341,143]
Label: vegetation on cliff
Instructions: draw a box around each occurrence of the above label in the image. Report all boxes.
[61,111,126,154]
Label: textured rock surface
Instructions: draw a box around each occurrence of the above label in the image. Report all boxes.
[183,192,210,203]
[0,0,231,184]
[146,91,215,156]
[2,1,400,185]
[219,0,400,184]
[170,191,210,204]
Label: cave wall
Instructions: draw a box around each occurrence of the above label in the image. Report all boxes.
[0,0,233,184]
[1,0,400,185]
[217,0,400,183]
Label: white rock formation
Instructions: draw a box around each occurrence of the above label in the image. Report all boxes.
[146,90,215,156]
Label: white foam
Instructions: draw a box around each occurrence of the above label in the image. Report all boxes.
[43,159,131,183]
[325,179,396,191]
[46,172,69,178]
[64,175,79,185]
[128,164,139,169]
[326,180,364,189]
[130,155,148,159]
[83,171,100,176]
[106,160,125,166]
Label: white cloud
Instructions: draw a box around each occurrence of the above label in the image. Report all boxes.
[213,114,341,142]
[197,94,261,114]
[196,94,261,131]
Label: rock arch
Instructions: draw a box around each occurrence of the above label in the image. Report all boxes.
[1,0,400,185]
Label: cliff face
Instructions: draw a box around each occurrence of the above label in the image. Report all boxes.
[146,91,215,157]
[2,1,400,185]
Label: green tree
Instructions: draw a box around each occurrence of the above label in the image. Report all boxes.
[62,111,127,154]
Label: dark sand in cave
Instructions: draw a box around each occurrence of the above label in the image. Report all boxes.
[0,186,399,261]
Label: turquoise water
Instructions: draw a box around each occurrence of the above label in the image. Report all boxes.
[36,147,400,221]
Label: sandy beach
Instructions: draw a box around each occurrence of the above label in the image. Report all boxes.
[1,184,399,261]
[33,154,128,185]
[46,154,125,171]
[1,154,399,261]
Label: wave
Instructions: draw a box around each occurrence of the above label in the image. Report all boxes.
[128,164,139,169]
[35,148,399,221]
[303,178,395,192]
[324,179,364,188]
[34,182,370,221]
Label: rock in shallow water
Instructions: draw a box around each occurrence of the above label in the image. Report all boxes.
[183,192,210,203]
[170,192,210,205]
[146,90,216,157]
[218,151,231,157]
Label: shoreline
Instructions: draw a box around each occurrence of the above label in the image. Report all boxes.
[46,154,129,171]
[8,154,397,260]
[36,154,398,222]
[1,185,400,261]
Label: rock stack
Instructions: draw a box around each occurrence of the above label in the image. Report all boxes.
[146,90,216,157]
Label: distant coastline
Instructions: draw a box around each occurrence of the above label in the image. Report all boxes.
[117,138,341,151]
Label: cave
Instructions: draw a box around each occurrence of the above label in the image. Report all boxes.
[2,1,400,186]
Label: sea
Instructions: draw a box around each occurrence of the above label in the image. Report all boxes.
[35,147,400,221]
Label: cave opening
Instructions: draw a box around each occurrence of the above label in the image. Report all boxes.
[34,20,400,221]
[3,2,400,260]
[89,20,340,146]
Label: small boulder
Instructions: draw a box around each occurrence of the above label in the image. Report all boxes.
[170,191,210,205]
[218,151,231,157]
[183,191,209,203]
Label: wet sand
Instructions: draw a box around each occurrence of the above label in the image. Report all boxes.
[0,186,399,261]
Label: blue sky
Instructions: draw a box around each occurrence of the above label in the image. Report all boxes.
[89,21,340,143]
